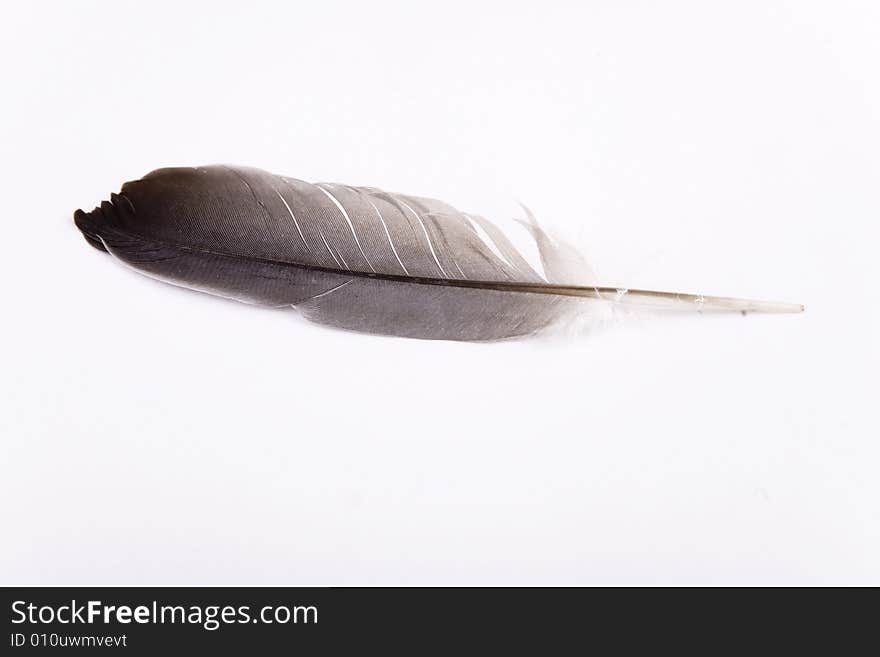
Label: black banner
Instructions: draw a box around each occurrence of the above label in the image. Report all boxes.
[0,587,870,653]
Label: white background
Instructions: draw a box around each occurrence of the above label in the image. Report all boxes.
[2,1,877,585]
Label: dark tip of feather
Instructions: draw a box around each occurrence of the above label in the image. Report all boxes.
[73,208,108,252]
[74,191,136,253]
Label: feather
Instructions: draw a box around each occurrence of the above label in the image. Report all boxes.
[73,165,803,341]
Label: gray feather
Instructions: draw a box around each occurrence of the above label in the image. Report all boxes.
[73,165,802,341]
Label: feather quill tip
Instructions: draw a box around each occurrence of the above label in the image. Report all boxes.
[599,288,805,314]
